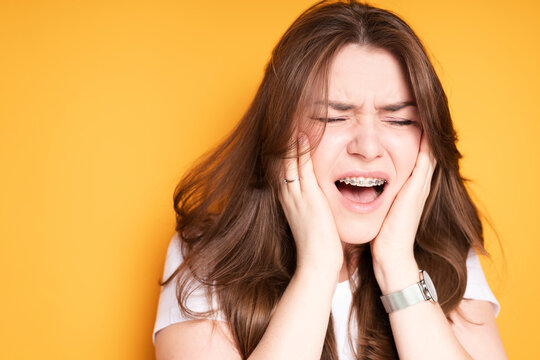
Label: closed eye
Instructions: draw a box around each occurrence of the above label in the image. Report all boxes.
[313,117,347,123]
[385,119,415,126]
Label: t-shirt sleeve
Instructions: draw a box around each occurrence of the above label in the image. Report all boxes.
[152,233,223,344]
[463,249,500,317]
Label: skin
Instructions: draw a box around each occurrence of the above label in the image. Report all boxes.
[299,44,423,281]
[155,44,507,359]
[304,44,422,248]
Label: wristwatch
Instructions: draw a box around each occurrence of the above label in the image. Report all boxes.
[380,270,438,313]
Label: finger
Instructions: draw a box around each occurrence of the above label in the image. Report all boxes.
[420,132,437,168]
[421,133,437,180]
[297,133,317,191]
[416,133,437,193]
[401,134,435,201]
[412,134,434,178]
[282,132,300,193]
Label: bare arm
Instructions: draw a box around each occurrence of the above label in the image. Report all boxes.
[373,259,478,360]
[451,300,507,359]
[155,134,507,359]
[371,135,507,359]
[155,296,507,360]
[155,267,338,360]
[379,277,507,360]
[155,134,342,360]
[155,320,242,360]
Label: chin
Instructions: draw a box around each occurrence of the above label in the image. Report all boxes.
[339,234,376,245]
[336,217,384,245]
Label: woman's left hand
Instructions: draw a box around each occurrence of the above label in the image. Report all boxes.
[370,133,437,292]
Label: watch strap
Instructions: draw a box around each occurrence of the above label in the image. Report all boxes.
[380,270,436,313]
[380,281,427,313]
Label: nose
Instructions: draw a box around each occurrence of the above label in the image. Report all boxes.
[346,118,384,161]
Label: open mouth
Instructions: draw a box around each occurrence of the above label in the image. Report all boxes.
[335,177,387,204]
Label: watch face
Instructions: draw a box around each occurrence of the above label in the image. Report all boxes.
[422,271,438,303]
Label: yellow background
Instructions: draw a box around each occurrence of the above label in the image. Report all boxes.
[1,0,538,358]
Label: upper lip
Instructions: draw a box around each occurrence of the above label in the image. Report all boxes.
[334,170,390,183]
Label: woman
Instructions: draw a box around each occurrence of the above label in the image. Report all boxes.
[153,1,506,359]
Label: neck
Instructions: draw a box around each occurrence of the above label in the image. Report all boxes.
[338,241,366,282]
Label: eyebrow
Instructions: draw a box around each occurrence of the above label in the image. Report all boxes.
[379,101,416,111]
[316,100,416,112]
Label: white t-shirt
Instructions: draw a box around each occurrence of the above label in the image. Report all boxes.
[153,233,500,359]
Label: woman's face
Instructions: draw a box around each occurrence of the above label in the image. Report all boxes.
[301,44,422,244]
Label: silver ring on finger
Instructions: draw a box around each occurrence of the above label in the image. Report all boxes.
[283,178,298,184]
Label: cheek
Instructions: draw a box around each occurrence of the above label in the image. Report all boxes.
[306,129,348,184]
[301,125,330,177]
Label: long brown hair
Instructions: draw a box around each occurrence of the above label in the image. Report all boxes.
[161,1,485,359]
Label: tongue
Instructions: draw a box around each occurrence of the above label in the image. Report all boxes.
[338,184,378,203]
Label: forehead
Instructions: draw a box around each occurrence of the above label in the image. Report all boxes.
[326,44,412,108]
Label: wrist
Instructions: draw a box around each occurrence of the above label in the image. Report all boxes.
[295,260,341,285]
[296,251,343,277]
[373,257,419,295]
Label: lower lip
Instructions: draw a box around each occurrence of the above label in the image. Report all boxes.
[335,184,386,213]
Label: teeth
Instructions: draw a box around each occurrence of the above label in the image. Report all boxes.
[338,177,386,187]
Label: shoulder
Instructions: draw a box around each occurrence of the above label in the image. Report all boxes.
[153,233,225,343]
[449,300,507,359]
[155,319,241,360]
[450,249,506,359]
[464,249,500,316]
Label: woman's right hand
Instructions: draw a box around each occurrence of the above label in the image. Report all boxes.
[278,133,343,275]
